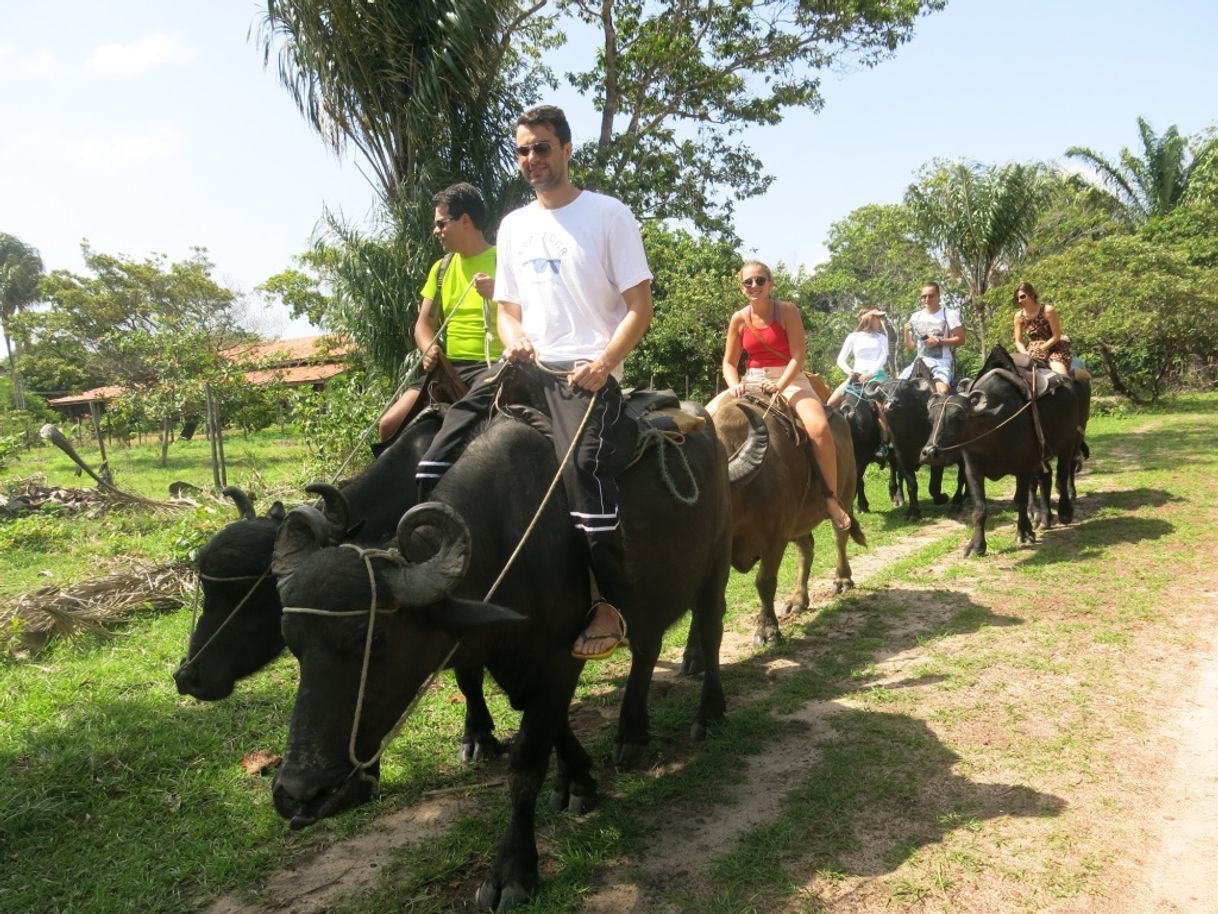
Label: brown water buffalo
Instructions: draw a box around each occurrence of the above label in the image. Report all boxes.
[713,397,866,645]
[270,378,733,911]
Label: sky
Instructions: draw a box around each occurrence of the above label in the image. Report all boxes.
[3,0,1216,339]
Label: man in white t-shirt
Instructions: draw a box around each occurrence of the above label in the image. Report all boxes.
[900,282,966,394]
[416,105,653,660]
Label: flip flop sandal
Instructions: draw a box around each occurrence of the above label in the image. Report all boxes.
[571,600,629,661]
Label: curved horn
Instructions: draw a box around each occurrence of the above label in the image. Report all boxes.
[304,482,350,532]
[222,486,257,521]
[862,380,884,400]
[726,403,769,485]
[272,506,330,576]
[390,502,472,606]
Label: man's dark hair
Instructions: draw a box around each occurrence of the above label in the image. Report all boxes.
[432,182,488,231]
[517,105,572,146]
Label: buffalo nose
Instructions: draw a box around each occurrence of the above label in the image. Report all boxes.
[921,445,938,462]
[273,768,324,806]
[172,662,199,696]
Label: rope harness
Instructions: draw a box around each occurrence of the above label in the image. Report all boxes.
[926,391,1035,455]
[179,567,273,673]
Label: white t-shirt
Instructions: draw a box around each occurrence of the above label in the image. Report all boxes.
[907,306,962,363]
[836,331,889,375]
[494,190,653,370]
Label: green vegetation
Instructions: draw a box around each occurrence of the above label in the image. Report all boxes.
[0,394,1214,913]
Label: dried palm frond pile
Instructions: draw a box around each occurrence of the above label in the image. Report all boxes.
[0,476,111,516]
[1,562,195,657]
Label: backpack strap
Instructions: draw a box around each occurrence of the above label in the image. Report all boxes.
[428,252,455,321]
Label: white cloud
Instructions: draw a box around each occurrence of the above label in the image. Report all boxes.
[0,44,60,77]
[53,126,184,172]
[87,32,196,73]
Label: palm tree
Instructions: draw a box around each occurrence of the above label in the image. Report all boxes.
[0,233,44,410]
[905,160,1049,352]
[1066,117,1189,225]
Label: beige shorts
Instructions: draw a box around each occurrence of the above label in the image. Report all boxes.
[743,366,817,402]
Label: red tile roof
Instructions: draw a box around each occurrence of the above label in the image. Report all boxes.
[223,334,352,366]
[47,385,127,406]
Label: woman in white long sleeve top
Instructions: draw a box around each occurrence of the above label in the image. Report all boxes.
[827,309,890,407]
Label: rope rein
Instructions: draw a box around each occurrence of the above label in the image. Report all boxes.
[180,567,273,671]
[328,276,481,485]
[927,393,1035,453]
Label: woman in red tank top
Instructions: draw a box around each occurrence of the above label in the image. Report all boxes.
[707,260,852,533]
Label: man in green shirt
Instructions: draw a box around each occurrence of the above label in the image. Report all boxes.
[377,182,502,444]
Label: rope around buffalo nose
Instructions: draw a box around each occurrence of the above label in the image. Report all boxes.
[179,567,273,673]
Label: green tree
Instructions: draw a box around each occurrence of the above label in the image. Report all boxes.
[0,232,45,410]
[906,159,1049,352]
[806,203,940,316]
[626,224,738,400]
[566,0,947,237]
[34,245,245,389]
[1066,116,1193,225]
[987,231,1218,404]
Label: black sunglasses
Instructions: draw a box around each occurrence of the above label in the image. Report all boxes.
[514,141,553,158]
[741,277,769,288]
[433,217,454,230]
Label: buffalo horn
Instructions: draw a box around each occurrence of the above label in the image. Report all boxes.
[222,486,257,521]
[305,482,350,533]
[391,502,472,606]
[966,389,990,414]
[271,506,331,576]
[726,402,769,485]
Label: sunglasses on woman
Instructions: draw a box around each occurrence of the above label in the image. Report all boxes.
[741,277,769,288]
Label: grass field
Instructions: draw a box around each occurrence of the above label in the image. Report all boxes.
[1,394,1214,914]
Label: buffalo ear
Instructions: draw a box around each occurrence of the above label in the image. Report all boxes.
[422,597,527,635]
[957,378,974,394]
[912,378,933,395]
[966,389,990,414]
[272,506,330,575]
[268,501,287,523]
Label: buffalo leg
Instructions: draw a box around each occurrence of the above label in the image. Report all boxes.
[898,450,922,520]
[1013,472,1037,545]
[779,533,813,616]
[1056,452,1076,525]
[963,460,988,557]
[690,565,728,742]
[456,666,504,762]
[951,460,967,511]
[929,463,949,506]
[476,688,570,913]
[856,462,870,513]
[887,457,905,509]
[612,636,663,769]
[752,539,788,646]
[550,719,598,815]
[832,524,855,595]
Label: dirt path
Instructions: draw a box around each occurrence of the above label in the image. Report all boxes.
[1121,588,1218,914]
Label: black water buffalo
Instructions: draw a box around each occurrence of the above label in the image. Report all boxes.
[920,346,1084,557]
[713,398,865,645]
[270,393,732,911]
[171,408,448,700]
[873,373,966,520]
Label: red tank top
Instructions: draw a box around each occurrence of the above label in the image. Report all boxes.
[741,305,792,368]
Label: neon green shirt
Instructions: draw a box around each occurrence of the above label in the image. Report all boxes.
[419,246,501,362]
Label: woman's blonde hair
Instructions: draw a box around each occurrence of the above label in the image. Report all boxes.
[739,259,772,282]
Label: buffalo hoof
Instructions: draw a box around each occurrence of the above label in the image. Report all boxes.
[778,598,807,617]
[932,492,950,506]
[548,785,595,814]
[890,491,905,509]
[1058,506,1074,525]
[753,627,782,648]
[833,577,855,595]
[613,742,647,770]
[963,542,987,558]
[681,650,705,677]
[690,718,724,742]
[905,506,922,522]
[460,734,505,763]
[477,879,534,913]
